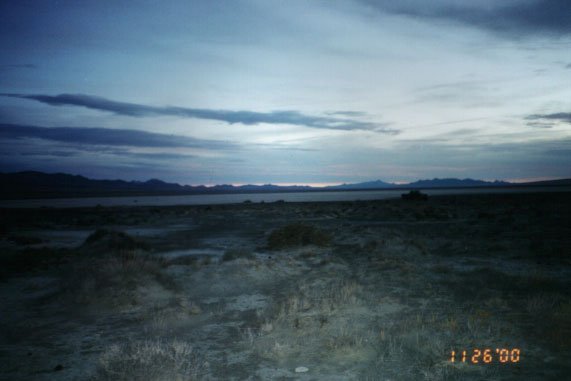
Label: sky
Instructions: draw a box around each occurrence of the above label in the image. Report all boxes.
[0,0,570,185]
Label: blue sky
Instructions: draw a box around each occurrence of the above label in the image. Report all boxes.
[1,0,570,185]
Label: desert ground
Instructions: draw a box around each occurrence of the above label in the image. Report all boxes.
[1,192,570,380]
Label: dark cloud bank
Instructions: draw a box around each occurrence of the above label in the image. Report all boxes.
[1,93,397,133]
[361,0,571,36]
[0,123,237,150]
[526,112,571,128]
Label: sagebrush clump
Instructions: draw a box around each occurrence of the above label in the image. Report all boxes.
[82,228,149,254]
[267,223,331,250]
[222,248,255,261]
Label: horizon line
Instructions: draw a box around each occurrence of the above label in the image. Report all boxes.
[3,170,569,188]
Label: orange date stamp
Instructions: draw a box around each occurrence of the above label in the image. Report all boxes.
[450,348,520,364]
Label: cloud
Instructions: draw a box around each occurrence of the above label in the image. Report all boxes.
[0,63,37,70]
[566,63,571,69]
[325,111,367,117]
[0,123,237,150]
[359,0,571,37]
[413,79,506,108]
[10,146,198,161]
[254,143,319,152]
[0,93,397,133]
[525,112,571,128]
[526,121,554,129]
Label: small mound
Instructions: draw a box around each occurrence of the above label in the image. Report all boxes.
[401,190,428,201]
[81,229,148,253]
[267,223,331,250]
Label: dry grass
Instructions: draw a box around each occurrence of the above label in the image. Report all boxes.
[525,294,558,316]
[368,310,506,381]
[167,255,212,268]
[274,279,361,323]
[245,277,368,368]
[147,297,202,332]
[222,248,255,262]
[81,228,149,254]
[61,252,173,307]
[544,299,571,349]
[267,223,331,250]
[93,339,207,381]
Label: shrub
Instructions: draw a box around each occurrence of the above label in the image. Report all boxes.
[166,255,199,266]
[267,223,331,250]
[401,190,428,201]
[62,254,171,307]
[81,229,148,254]
[222,248,255,262]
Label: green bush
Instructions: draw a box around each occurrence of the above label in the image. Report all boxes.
[267,223,331,250]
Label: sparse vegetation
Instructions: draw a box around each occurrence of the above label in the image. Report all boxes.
[1,193,570,380]
[82,228,149,253]
[93,339,207,381]
[549,301,571,349]
[267,223,331,249]
[61,251,172,307]
[222,248,255,261]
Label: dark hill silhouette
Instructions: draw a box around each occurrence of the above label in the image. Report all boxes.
[0,171,568,199]
[327,178,510,189]
[403,178,510,188]
[0,171,310,199]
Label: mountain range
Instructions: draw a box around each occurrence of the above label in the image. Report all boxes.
[0,171,569,199]
[325,178,511,189]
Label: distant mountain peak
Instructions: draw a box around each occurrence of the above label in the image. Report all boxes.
[327,177,512,190]
[0,170,567,200]
[145,178,167,184]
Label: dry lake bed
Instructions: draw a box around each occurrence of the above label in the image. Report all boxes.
[1,192,570,380]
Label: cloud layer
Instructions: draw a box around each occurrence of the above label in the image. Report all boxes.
[361,0,571,37]
[0,123,237,150]
[526,112,571,128]
[1,93,396,133]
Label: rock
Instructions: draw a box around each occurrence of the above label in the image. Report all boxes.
[295,366,309,373]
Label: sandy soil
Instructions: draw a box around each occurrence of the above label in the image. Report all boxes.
[1,192,570,380]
